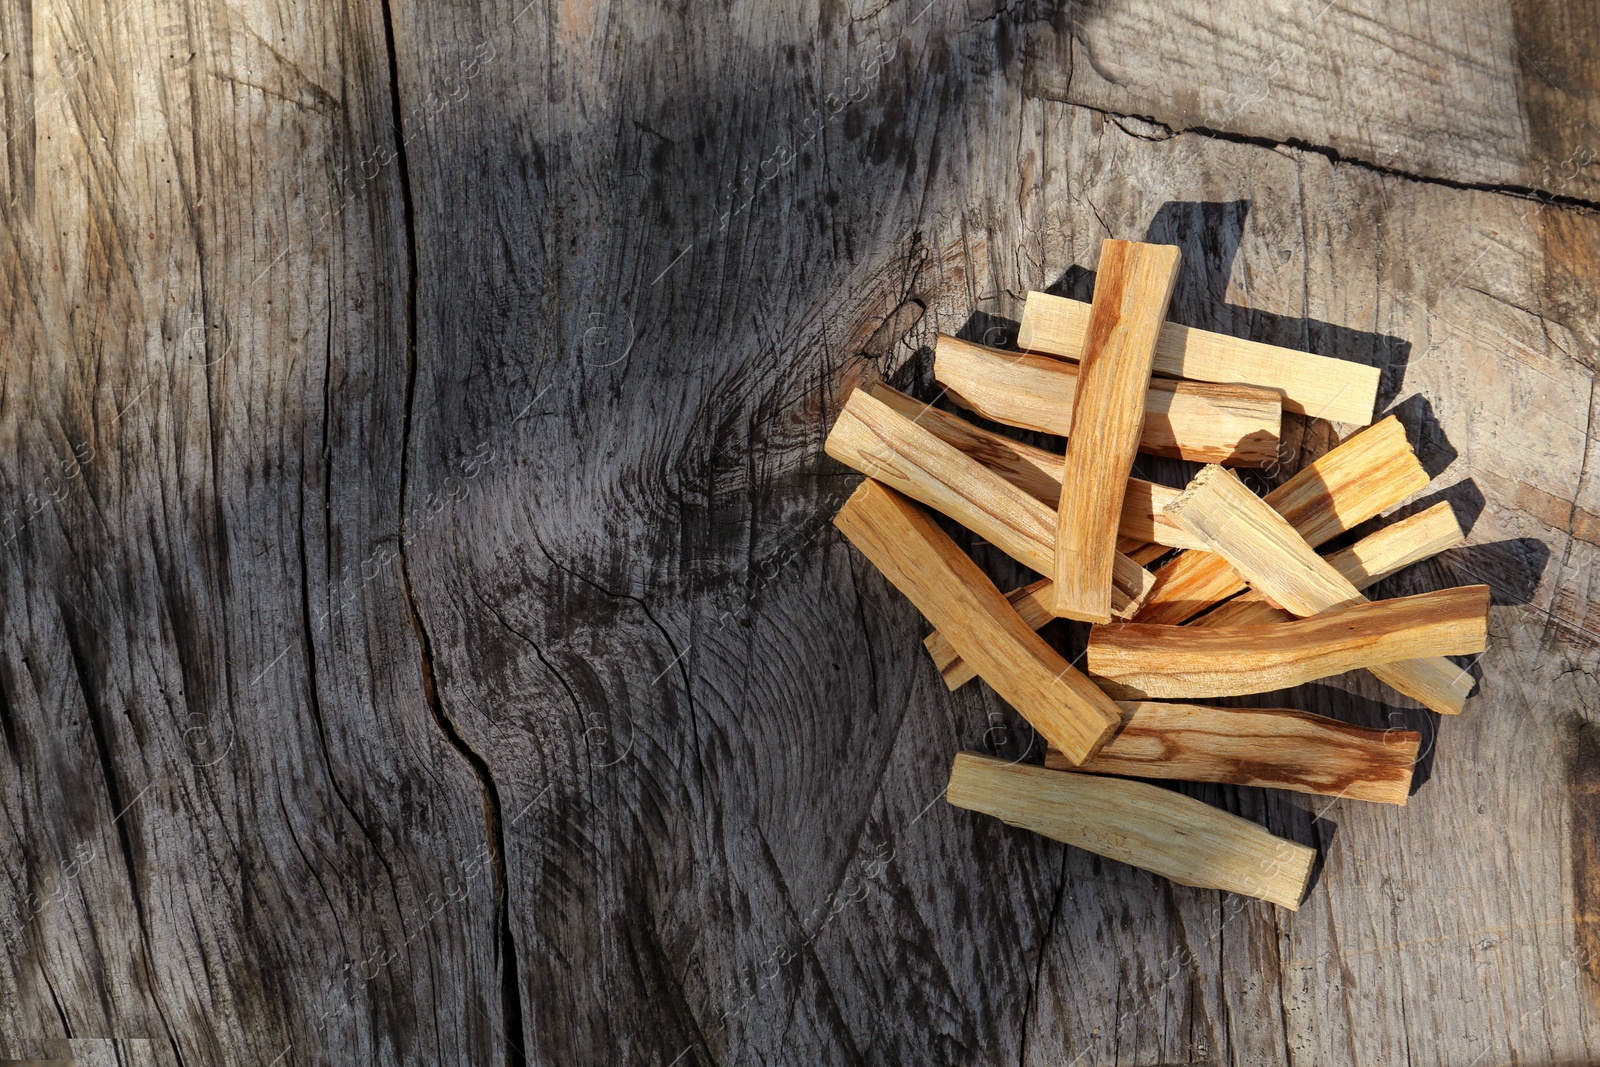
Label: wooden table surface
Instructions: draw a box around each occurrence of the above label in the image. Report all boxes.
[2,0,1598,1063]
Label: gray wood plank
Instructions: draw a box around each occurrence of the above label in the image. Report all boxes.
[1024,0,1600,202]
[0,0,503,1062]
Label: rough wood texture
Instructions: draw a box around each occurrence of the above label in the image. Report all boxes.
[1045,702,1422,805]
[1023,0,1600,199]
[5,0,1598,1061]
[1195,501,1466,628]
[1019,291,1381,424]
[869,382,1201,549]
[826,387,1155,614]
[946,753,1315,909]
[1135,415,1431,624]
[934,333,1281,465]
[834,481,1120,764]
[1088,587,1491,699]
[1167,464,1482,714]
[1053,241,1181,622]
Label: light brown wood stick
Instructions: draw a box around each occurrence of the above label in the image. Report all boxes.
[945,752,1314,909]
[1017,290,1380,425]
[1194,501,1465,628]
[1122,541,1171,566]
[825,388,1156,615]
[1087,587,1489,700]
[927,500,1459,688]
[1133,415,1429,625]
[1053,241,1181,623]
[1044,701,1421,805]
[933,334,1281,466]
[868,383,1201,550]
[833,482,1122,764]
[1163,465,1481,713]
[925,577,1053,689]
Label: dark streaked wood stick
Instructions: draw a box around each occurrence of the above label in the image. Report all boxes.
[1044,701,1421,805]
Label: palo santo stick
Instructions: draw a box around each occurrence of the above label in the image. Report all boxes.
[1122,541,1170,566]
[1164,465,1480,713]
[1044,702,1422,805]
[1087,587,1489,699]
[825,388,1155,615]
[930,501,1456,685]
[1194,501,1465,628]
[869,383,1201,550]
[1134,415,1429,624]
[834,482,1121,763]
[934,334,1281,466]
[926,577,1052,689]
[946,752,1314,909]
[1018,291,1380,425]
[867,382,1062,506]
[1053,241,1181,623]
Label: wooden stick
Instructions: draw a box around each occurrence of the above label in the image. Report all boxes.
[1122,541,1170,566]
[1163,465,1481,713]
[945,752,1315,909]
[925,577,1053,689]
[1017,290,1380,424]
[825,388,1155,616]
[1053,241,1181,623]
[1133,415,1429,625]
[1044,702,1421,805]
[933,334,1281,466]
[927,500,1457,687]
[834,482,1122,764]
[1087,587,1489,700]
[1194,501,1465,628]
[869,384,1201,550]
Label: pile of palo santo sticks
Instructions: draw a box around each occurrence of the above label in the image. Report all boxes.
[826,239,1487,911]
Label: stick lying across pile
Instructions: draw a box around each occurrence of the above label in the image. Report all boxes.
[825,387,1155,618]
[1053,241,1180,624]
[822,237,1488,910]
[1087,586,1488,699]
[1017,290,1381,423]
[934,335,1282,465]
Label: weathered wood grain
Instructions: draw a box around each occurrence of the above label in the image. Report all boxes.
[1022,0,1600,200]
[1044,702,1422,805]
